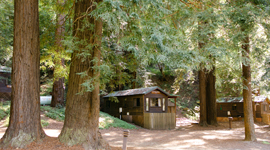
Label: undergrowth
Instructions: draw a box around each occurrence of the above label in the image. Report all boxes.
[40,106,137,129]
[41,120,49,127]
[40,106,65,121]
[0,101,10,120]
[99,111,137,129]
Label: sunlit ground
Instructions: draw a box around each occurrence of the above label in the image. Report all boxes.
[101,121,270,150]
[0,118,269,150]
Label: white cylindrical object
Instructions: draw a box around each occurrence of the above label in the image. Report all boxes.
[122,130,129,150]
[227,111,231,116]
[122,136,127,150]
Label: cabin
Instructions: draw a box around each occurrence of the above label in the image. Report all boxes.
[103,86,177,130]
[216,96,270,123]
[256,96,270,125]
[216,97,244,121]
[0,66,11,101]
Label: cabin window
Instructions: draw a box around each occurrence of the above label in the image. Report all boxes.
[264,105,267,112]
[162,98,165,111]
[150,98,161,107]
[133,98,140,107]
[146,98,149,111]
[232,104,237,110]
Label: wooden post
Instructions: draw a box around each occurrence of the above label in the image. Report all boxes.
[174,98,176,125]
[228,117,233,129]
[123,130,130,150]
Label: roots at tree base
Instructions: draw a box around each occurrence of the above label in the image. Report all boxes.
[0,130,46,148]
[59,127,111,150]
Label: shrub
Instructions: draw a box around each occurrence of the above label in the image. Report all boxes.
[41,120,49,127]
[0,101,10,120]
[40,106,65,121]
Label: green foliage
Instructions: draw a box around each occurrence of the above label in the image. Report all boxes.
[39,0,72,81]
[108,96,119,103]
[40,79,53,96]
[0,0,13,66]
[3,115,9,127]
[99,111,137,129]
[40,105,137,129]
[40,106,65,121]
[0,101,10,120]
[41,120,49,127]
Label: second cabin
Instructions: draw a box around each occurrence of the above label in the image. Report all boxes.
[103,86,177,130]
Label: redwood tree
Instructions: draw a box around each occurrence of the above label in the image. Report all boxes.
[199,69,208,126]
[241,32,256,141]
[51,8,66,107]
[198,12,217,126]
[58,0,110,149]
[227,0,257,142]
[0,0,45,148]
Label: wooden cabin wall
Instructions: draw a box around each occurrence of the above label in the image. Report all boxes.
[255,103,262,118]
[261,102,270,124]
[217,102,244,117]
[104,94,144,118]
[167,106,175,113]
[0,72,11,100]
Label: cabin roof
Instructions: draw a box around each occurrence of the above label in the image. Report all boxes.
[254,96,268,103]
[217,97,243,103]
[217,96,268,103]
[0,66,11,73]
[104,86,171,98]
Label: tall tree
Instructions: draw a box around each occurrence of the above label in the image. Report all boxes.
[51,1,66,107]
[226,0,267,141]
[206,66,217,125]
[199,68,208,126]
[241,29,256,141]
[58,0,109,149]
[197,1,218,126]
[0,0,46,148]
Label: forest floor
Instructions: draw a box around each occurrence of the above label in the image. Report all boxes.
[0,114,269,150]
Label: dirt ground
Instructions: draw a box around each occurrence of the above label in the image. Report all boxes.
[0,115,269,150]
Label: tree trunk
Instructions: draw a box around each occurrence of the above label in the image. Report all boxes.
[58,0,110,149]
[199,69,208,126]
[51,11,66,107]
[132,71,136,89]
[206,67,218,126]
[0,0,46,148]
[242,35,257,141]
[158,63,166,81]
[51,77,65,107]
[198,18,208,126]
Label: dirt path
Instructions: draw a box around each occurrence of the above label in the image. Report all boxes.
[101,122,270,150]
[0,115,269,150]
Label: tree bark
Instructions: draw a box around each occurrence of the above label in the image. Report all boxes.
[51,77,65,107]
[242,35,257,141]
[199,69,208,126]
[132,71,136,89]
[51,10,66,107]
[198,17,208,126]
[58,0,110,149]
[206,67,218,125]
[0,0,46,148]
